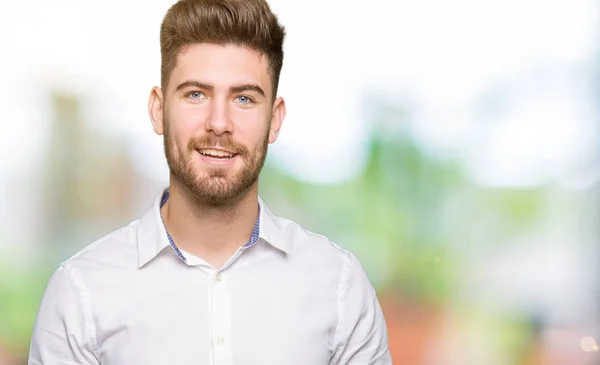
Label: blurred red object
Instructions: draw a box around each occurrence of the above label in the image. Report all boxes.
[381,292,442,365]
[0,342,18,365]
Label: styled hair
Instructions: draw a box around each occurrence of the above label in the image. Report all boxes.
[160,0,286,97]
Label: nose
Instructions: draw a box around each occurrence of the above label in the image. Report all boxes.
[205,98,232,135]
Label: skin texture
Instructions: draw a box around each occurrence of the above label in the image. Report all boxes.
[148,43,286,268]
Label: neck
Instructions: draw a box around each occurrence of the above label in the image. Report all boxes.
[161,177,259,268]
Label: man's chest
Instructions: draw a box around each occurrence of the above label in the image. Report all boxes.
[91,268,338,365]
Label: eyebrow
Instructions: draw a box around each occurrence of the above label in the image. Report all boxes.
[230,84,266,97]
[175,80,266,97]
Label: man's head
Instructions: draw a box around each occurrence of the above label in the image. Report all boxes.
[148,0,286,205]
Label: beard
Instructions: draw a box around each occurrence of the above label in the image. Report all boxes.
[163,120,269,206]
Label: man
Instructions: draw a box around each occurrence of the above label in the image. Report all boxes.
[28,0,392,364]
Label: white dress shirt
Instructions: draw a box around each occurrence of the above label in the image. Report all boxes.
[28,190,392,365]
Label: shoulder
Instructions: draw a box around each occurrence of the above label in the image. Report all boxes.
[274,214,359,273]
[60,219,140,273]
[273,216,382,318]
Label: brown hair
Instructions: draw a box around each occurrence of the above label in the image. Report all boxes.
[160,0,286,98]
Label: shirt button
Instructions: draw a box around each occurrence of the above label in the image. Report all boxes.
[216,273,223,282]
[216,336,224,345]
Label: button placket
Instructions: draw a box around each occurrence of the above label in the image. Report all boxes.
[211,270,233,365]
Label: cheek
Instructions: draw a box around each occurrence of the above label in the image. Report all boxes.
[231,109,270,146]
[167,106,204,146]
[174,105,205,131]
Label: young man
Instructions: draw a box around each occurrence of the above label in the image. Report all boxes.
[28,1,392,364]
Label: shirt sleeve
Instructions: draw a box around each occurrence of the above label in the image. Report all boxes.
[330,252,392,365]
[28,264,100,365]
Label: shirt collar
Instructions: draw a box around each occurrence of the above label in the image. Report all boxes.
[137,189,289,268]
[257,195,289,253]
[137,191,172,268]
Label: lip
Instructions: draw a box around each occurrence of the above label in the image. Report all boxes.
[195,150,238,166]
[196,147,237,155]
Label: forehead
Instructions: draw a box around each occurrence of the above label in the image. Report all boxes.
[169,43,272,96]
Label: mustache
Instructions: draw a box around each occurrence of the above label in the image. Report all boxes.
[187,135,249,155]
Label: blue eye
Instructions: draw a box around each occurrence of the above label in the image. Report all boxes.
[236,96,252,105]
[188,91,205,100]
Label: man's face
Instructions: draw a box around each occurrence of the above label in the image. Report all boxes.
[150,43,285,205]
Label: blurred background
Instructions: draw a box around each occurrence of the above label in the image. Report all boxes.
[1,0,599,364]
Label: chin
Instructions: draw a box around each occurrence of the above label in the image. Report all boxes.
[189,178,246,204]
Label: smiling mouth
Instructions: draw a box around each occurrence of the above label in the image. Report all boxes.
[197,148,238,160]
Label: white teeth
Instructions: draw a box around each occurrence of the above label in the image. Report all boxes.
[199,149,234,158]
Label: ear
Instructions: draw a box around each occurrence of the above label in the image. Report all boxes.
[148,86,165,135]
[268,97,286,144]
